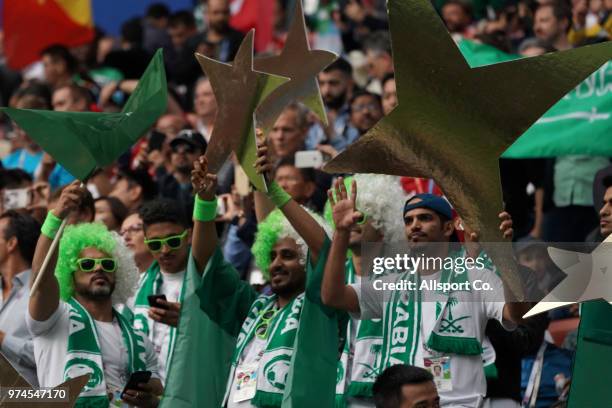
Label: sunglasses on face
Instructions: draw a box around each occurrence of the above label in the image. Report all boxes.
[144,230,188,253]
[255,308,279,339]
[77,258,117,273]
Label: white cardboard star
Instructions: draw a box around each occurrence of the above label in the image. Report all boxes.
[524,234,612,318]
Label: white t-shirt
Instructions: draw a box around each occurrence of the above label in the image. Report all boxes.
[226,336,268,408]
[25,302,159,393]
[350,268,513,407]
[151,270,185,383]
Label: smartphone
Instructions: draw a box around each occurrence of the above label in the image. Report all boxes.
[147,294,168,310]
[121,370,152,397]
[295,150,324,169]
[3,188,32,210]
[148,130,166,152]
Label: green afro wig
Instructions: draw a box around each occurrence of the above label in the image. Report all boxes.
[252,208,330,280]
[56,222,117,301]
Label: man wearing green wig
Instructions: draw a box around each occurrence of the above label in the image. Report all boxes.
[27,181,162,407]
[188,155,333,408]
[254,141,407,407]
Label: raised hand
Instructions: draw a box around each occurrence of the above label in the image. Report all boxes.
[254,139,274,183]
[191,156,217,201]
[51,180,86,219]
[327,177,362,231]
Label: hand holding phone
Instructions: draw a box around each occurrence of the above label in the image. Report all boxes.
[147,294,169,310]
[121,370,152,399]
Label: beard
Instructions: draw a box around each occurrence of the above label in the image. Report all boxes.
[324,91,348,111]
[76,279,115,300]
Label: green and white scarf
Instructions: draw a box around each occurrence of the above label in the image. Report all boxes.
[336,261,384,405]
[131,261,186,371]
[223,293,304,407]
[64,298,147,408]
[381,250,484,371]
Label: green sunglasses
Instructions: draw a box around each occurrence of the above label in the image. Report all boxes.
[77,258,117,273]
[255,308,279,339]
[144,230,188,253]
[356,210,369,225]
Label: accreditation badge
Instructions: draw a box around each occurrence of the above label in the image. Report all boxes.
[424,356,452,392]
[233,362,259,402]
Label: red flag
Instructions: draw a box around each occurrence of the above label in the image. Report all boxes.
[229,0,274,52]
[3,0,94,70]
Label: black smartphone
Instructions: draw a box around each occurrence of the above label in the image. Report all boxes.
[147,294,168,310]
[148,130,166,152]
[121,370,152,397]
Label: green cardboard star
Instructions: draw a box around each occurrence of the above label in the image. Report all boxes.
[254,0,337,133]
[0,352,89,408]
[1,49,167,181]
[323,0,612,297]
[196,30,289,192]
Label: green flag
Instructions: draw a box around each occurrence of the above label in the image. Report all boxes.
[282,237,337,408]
[457,38,612,158]
[1,49,167,181]
[160,251,243,408]
[567,300,612,406]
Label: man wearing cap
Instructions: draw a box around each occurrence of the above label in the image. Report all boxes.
[156,129,207,214]
[322,178,528,407]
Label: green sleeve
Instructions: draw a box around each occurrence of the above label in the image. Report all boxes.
[194,246,258,337]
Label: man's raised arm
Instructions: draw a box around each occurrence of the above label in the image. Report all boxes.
[254,141,327,263]
[190,156,220,273]
[321,178,360,313]
[30,181,85,321]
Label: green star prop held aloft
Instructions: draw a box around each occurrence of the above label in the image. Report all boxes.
[254,0,337,133]
[324,0,612,297]
[0,352,89,408]
[1,49,167,181]
[196,30,289,192]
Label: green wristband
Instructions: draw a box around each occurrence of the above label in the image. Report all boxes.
[41,211,63,239]
[193,195,218,222]
[267,181,291,208]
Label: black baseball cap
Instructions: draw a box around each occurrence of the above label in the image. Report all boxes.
[170,129,207,152]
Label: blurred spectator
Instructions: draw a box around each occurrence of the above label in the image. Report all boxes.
[143,3,173,54]
[40,45,78,89]
[120,212,154,275]
[51,84,92,112]
[363,31,393,94]
[568,0,612,45]
[110,168,158,213]
[269,103,310,159]
[442,0,477,39]
[0,169,33,215]
[2,95,48,178]
[166,10,202,94]
[0,210,41,386]
[533,1,573,50]
[103,18,151,80]
[306,58,358,151]
[349,90,383,136]
[94,196,129,232]
[334,0,389,52]
[381,73,397,115]
[514,236,565,296]
[189,77,217,142]
[542,156,610,242]
[156,114,187,141]
[156,130,207,214]
[273,156,318,210]
[202,0,245,62]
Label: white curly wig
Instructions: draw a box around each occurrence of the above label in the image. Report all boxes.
[324,174,407,243]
